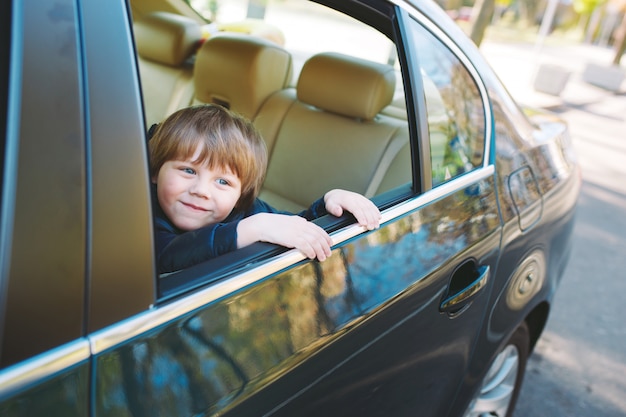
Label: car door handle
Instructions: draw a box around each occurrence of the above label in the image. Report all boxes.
[440,262,490,316]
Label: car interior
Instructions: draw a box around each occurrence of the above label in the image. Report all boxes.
[131,4,414,216]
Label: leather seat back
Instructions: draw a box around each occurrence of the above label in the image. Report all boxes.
[257,52,411,211]
[134,12,202,127]
[193,33,293,121]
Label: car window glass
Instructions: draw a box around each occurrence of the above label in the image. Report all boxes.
[407,18,486,187]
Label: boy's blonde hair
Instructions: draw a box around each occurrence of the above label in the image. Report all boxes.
[149,104,268,210]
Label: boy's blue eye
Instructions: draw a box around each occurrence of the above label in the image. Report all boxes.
[182,167,196,175]
[217,178,229,186]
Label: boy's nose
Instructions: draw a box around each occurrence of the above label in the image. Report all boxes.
[189,180,210,198]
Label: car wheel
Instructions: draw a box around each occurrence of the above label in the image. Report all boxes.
[463,322,530,417]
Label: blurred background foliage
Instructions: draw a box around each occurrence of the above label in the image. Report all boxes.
[437,0,626,63]
[188,0,626,64]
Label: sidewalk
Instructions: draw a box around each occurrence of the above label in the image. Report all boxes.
[480,40,626,196]
[479,40,625,110]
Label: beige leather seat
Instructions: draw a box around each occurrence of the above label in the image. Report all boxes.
[134,12,202,127]
[192,33,293,122]
[192,39,410,212]
[257,52,411,212]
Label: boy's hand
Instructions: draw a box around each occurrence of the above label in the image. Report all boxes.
[237,213,333,261]
[324,189,381,230]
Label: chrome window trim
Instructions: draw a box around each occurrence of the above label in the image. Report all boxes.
[392,0,493,168]
[0,339,90,398]
[90,165,495,355]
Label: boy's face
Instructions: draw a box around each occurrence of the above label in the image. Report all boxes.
[153,144,242,231]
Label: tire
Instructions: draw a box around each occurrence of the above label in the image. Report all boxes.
[463,322,530,417]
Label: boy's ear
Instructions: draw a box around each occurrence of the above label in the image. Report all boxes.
[147,123,159,140]
[151,175,157,184]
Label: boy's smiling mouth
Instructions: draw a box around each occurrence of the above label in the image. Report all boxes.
[182,201,208,212]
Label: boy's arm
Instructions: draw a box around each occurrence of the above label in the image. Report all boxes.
[298,190,380,230]
[236,189,380,261]
[323,189,381,230]
[237,213,333,261]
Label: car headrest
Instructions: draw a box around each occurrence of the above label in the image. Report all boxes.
[193,33,293,120]
[297,52,396,120]
[134,12,202,67]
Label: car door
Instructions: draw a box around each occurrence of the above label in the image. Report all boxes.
[91,1,502,417]
[0,0,154,414]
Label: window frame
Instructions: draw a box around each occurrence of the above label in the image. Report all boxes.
[407,17,488,187]
[397,3,495,184]
[82,0,155,333]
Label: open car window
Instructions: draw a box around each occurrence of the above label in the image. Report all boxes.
[135,1,415,297]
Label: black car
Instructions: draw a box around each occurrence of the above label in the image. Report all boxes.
[0,0,579,416]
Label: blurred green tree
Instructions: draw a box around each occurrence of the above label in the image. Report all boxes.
[573,0,607,35]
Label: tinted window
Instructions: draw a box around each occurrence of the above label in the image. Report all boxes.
[407,18,486,186]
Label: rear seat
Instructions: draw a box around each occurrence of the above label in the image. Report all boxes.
[257,52,411,211]
[191,35,411,213]
[134,12,202,127]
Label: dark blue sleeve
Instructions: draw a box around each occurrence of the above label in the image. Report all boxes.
[236,197,327,218]
[155,217,240,273]
[297,197,328,220]
[256,196,327,219]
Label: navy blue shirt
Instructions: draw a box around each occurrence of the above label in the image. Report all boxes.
[153,193,328,273]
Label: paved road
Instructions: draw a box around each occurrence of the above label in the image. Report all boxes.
[481,41,626,416]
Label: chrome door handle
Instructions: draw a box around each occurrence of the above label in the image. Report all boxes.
[440,263,490,316]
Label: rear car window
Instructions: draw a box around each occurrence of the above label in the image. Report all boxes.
[406,17,486,187]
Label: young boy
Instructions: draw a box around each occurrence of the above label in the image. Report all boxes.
[149,104,381,273]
